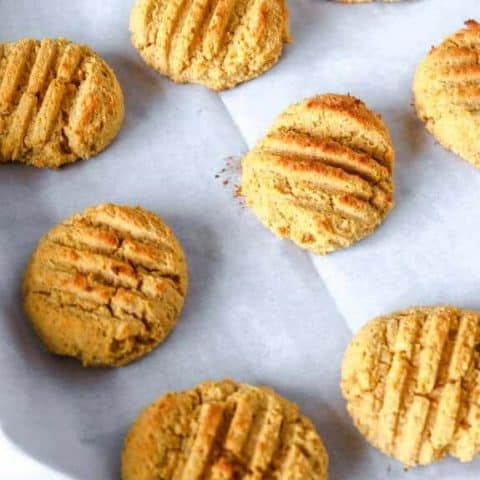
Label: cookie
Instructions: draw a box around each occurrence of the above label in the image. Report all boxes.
[129,0,291,91]
[122,379,329,479]
[241,94,395,255]
[23,204,187,367]
[0,38,124,168]
[414,20,480,168]
[341,305,480,467]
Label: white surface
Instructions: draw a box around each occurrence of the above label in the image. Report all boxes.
[0,428,70,480]
[0,1,479,479]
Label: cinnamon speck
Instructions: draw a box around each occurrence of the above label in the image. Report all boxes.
[215,155,245,207]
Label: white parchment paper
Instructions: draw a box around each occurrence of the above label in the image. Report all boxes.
[0,1,479,479]
[222,0,480,331]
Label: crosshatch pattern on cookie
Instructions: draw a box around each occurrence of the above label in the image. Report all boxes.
[241,94,395,255]
[23,204,187,366]
[130,0,291,90]
[122,379,329,479]
[0,38,124,168]
[342,306,480,467]
[414,20,480,167]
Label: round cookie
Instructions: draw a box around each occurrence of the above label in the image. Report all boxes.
[414,20,480,168]
[241,94,395,255]
[341,305,480,467]
[0,38,124,168]
[129,0,291,91]
[23,204,187,367]
[122,379,329,479]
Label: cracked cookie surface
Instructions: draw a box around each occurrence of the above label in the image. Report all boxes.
[0,37,124,168]
[414,20,480,167]
[129,0,291,91]
[122,378,328,480]
[341,305,480,467]
[241,94,395,255]
[23,203,187,367]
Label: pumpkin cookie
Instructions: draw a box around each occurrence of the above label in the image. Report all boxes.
[414,20,480,167]
[129,0,291,91]
[0,38,124,168]
[241,94,395,255]
[23,204,187,367]
[341,305,480,467]
[122,379,328,479]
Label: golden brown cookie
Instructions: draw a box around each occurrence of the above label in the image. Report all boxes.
[129,0,291,91]
[0,38,124,168]
[241,94,395,255]
[23,204,187,367]
[341,305,480,467]
[414,20,480,168]
[122,378,329,479]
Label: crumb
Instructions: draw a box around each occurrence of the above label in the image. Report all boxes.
[214,155,245,207]
[235,185,246,208]
[234,185,244,200]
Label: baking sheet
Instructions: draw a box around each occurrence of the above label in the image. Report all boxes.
[0,1,479,479]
